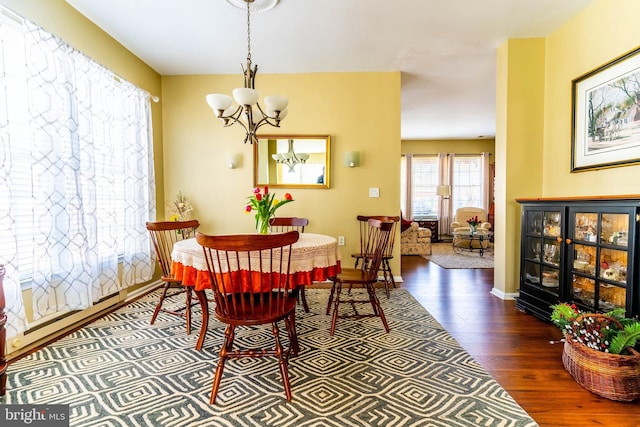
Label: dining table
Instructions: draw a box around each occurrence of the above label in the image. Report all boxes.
[171,232,342,349]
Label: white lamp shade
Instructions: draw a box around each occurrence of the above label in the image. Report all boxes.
[264,95,288,112]
[226,153,240,169]
[436,185,451,196]
[232,88,259,106]
[298,153,309,161]
[344,151,361,167]
[206,94,233,111]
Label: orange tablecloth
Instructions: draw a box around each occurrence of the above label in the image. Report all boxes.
[171,233,342,292]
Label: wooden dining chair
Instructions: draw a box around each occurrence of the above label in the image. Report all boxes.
[269,217,309,233]
[196,230,301,404]
[351,215,399,298]
[146,220,200,334]
[270,216,310,312]
[327,219,393,336]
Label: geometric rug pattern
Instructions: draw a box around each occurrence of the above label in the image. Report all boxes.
[422,242,494,269]
[4,289,536,426]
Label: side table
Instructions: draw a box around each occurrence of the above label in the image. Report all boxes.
[416,219,439,242]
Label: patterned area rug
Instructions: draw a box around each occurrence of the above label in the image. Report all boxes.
[5,289,533,426]
[422,242,494,269]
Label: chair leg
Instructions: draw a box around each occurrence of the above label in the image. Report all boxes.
[195,290,209,351]
[272,322,292,401]
[150,282,171,325]
[366,283,390,332]
[326,282,337,315]
[329,282,343,336]
[185,287,192,335]
[300,286,309,313]
[285,312,299,356]
[382,259,395,299]
[210,325,235,404]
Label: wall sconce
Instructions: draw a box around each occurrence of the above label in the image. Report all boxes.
[344,151,361,168]
[226,153,241,169]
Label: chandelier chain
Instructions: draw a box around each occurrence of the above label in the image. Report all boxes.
[246,1,252,62]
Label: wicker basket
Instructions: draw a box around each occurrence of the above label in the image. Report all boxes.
[562,315,640,402]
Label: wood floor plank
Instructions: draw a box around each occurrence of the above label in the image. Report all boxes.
[400,255,640,427]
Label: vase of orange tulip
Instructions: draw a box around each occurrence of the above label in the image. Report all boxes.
[245,186,294,234]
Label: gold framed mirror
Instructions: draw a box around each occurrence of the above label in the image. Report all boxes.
[254,135,331,188]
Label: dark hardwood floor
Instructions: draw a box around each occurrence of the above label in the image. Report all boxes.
[400,255,640,427]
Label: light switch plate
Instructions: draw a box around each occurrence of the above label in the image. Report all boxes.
[369,187,380,197]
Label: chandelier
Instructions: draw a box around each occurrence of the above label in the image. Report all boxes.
[272,139,309,172]
[205,0,288,144]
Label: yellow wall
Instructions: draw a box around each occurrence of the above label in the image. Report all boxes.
[543,0,640,195]
[161,72,402,270]
[495,39,546,296]
[497,0,640,296]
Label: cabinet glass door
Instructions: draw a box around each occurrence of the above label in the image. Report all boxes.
[522,208,562,298]
[569,209,629,312]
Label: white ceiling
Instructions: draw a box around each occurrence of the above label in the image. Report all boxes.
[65,0,594,140]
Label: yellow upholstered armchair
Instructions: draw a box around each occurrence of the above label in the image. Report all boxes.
[451,207,492,250]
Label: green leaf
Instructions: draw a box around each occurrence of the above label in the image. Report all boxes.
[550,303,578,330]
[609,323,640,355]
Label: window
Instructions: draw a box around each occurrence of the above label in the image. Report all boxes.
[402,153,487,224]
[452,155,483,210]
[0,5,154,316]
[401,155,439,219]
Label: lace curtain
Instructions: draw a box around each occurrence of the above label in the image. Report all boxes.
[0,7,155,341]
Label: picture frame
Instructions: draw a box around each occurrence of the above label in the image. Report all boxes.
[571,46,640,172]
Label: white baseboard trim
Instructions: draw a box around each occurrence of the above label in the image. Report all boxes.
[7,280,162,360]
[490,287,519,301]
[125,280,163,302]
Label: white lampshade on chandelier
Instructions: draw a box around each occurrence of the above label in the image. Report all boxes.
[206,0,288,144]
[272,139,309,172]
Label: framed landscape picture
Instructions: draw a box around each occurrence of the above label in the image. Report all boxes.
[571,46,640,172]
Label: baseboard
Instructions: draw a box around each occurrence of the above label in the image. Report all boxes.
[7,280,162,360]
[490,287,518,301]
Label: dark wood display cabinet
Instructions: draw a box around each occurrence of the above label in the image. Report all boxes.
[515,196,640,322]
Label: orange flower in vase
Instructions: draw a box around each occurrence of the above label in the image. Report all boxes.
[245,186,294,234]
